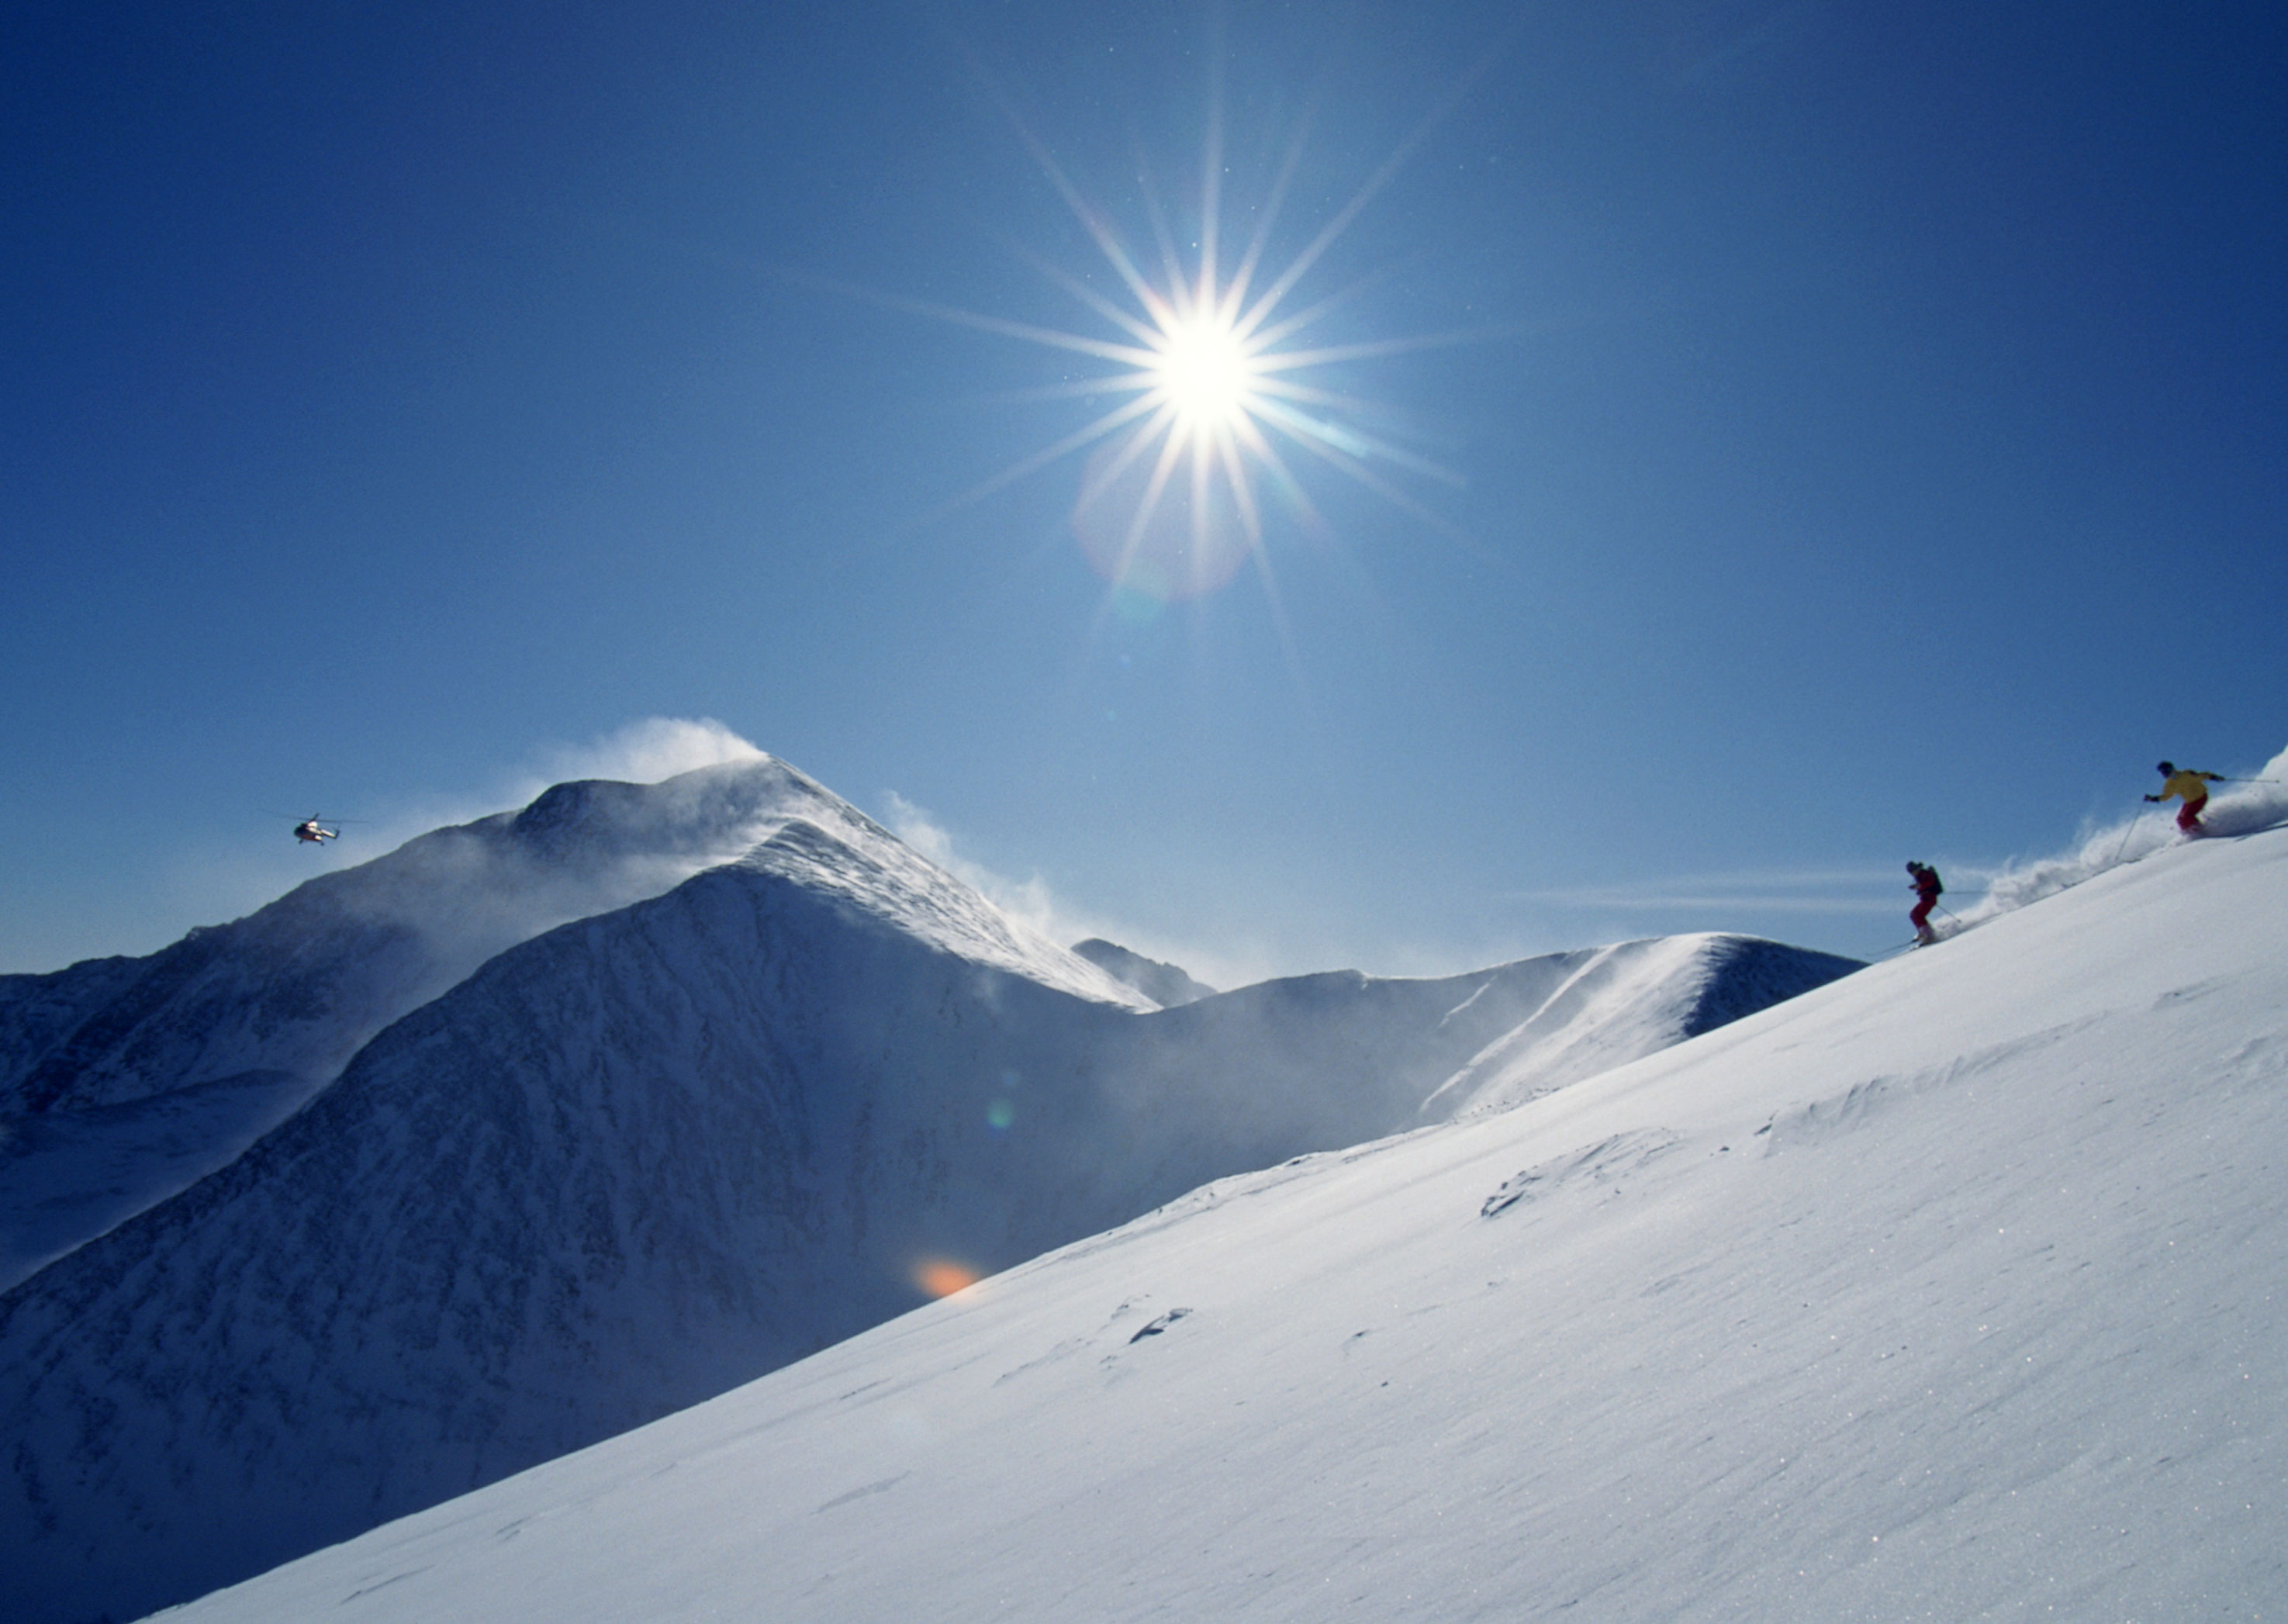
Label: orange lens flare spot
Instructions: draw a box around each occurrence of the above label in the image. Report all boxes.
[914,1259,983,1298]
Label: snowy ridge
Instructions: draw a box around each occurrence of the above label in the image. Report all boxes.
[1422,932,1857,1117]
[733,818,1146,1008]
[156,813,2288,1624]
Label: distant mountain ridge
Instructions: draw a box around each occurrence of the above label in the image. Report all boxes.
[1070,938,1218,1007]
[1422,931,1861,1117]
[0,756,1859,1624]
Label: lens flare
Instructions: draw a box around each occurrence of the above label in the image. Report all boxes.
[914,1258,983,1298]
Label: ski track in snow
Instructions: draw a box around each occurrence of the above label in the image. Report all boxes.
[154,803,2288,1624]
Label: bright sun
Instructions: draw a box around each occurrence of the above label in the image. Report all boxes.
[1153,314,1257,432]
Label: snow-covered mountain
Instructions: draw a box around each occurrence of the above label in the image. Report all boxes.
[0,758,1137,1291]
[0,758,1854,1624]
[153,797,2288,1624]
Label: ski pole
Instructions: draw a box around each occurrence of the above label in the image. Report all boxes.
[2110,810,2145,866]
[2214,777,2281,784]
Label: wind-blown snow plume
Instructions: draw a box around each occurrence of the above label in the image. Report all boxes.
[880,792,1169,963]
[1946,741,2288,932]
[371,717,775,869]
[522,717,766,798]
[265,723,789,996]
[876,796,1295,990]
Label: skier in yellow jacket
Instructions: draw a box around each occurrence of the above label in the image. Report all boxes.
[2146,762,2224,833]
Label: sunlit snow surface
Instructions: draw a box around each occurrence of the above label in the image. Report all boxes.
[166,811,2288,1622]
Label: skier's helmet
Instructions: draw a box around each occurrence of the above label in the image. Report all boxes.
[2158,761,2175,774]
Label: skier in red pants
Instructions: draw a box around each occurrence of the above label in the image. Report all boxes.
[1906,862,1943,945]
[2146,762,2224,833]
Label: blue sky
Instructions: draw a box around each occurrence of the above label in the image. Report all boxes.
[5,0,2283,980]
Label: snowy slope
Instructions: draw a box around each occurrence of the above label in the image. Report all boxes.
[162,813,2288,1624]
[0,826,1852,1624]
[0,757,1139,1290]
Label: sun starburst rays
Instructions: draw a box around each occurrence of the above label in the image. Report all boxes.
[873,61,1498,606]
[1002,195,1446,602]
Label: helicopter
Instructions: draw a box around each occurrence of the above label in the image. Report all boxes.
[293,818,340,845]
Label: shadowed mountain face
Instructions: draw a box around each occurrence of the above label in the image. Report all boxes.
[0,769,1859,1624]
[1685,935,1865,1035]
